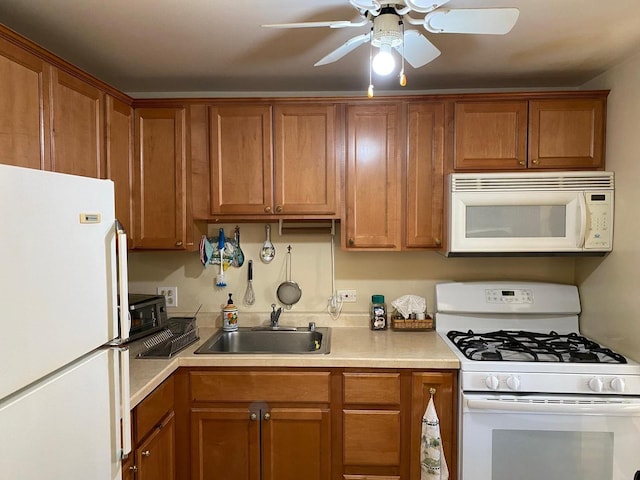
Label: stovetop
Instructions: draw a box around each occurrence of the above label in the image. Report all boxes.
[435,281,640,395]
[447,329,628,364]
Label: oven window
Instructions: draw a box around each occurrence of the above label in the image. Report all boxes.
[465,205,566,238]
[492,430,613,480]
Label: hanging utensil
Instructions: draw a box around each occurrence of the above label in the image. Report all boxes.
[260,224,275,263]
[276,245,302,309]
[243,260,255,305]
[215,228,227,288]
[233,225,245,267]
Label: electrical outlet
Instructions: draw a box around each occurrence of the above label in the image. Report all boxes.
[338,289,357,303]
[157,286,178,307]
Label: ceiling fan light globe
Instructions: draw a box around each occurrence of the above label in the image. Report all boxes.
[372,46,395,76]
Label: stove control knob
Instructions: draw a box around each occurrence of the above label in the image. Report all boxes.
[485,375,500,390]
[506,375,521,391]
[588,377,604,393]
[610,377,626,393]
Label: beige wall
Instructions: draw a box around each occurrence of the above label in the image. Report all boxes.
[129,223,575,323]
[577,50,640,362]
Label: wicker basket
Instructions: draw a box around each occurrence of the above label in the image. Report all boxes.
[391,314,434,331]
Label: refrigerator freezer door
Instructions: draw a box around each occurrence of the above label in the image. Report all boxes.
[0,165,118,399]
[0,348,123,480]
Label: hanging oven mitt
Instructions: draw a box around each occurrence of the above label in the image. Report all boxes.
[421,396,449,480]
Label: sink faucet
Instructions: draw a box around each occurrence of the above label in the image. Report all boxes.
[270,304,282,329]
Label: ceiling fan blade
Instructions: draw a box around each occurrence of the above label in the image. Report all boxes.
[394,29,441,68]
[349,0,381,12]
[424,8,520,34]
[262,20,353,29]
[314,33,370,66]
[404,0,451,14]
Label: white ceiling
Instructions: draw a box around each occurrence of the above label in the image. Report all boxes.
[2,0,640,96]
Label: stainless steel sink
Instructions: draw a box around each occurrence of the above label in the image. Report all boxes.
[194,327,331,354]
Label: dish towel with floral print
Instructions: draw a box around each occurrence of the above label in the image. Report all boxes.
[421,396,449,480]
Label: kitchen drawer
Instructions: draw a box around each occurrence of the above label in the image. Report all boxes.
[135,375,174,444]
[343,372,400,405]
[343,409,401,466]
[190,371,331,403]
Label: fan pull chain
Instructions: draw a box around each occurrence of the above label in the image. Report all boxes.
[399,20,407,87]
[367,28,374,98]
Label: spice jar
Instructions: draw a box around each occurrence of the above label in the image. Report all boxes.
[370,294,387,330]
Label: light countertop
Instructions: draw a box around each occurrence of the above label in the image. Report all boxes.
[128,326,460,408]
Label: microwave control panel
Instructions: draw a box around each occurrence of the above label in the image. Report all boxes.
[584,191,612,249]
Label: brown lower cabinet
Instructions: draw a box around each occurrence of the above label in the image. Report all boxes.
[125,375,176,480]
[167,367,457,480]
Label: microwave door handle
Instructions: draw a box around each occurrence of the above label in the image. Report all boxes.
[116,220,130,341]
[577,193,588,248]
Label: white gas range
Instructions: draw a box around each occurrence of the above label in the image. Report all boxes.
[435,281,640,480]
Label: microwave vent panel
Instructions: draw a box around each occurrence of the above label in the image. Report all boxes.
[451,172,614,192]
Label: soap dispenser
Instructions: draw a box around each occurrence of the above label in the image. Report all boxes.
[223,293,239,331]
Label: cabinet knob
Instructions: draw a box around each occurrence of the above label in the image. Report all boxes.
[348,238,354,246]
[175,241,183,247]
[250,412,258,421]
[434,238,441,246]
[532,159,539,165]
[264,206,272,213]
[129,465,138,472]
[141,450,151,457]
[263,412,271,421]
[275,205,283,213]
[518,161,525,166]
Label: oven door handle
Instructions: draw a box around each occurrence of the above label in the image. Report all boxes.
[467,398,640,415]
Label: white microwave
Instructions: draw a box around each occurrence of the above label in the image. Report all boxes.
[447,171,614,256]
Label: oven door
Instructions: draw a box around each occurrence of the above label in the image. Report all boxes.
[461,393,640,480]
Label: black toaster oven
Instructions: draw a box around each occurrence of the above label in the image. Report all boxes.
[123,293,168,342]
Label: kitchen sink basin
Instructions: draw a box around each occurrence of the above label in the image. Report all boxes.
[194,327,331,354]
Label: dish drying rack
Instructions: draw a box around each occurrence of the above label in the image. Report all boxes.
[137,316,199,359]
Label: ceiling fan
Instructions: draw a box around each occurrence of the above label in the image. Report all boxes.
[262,0,519,81]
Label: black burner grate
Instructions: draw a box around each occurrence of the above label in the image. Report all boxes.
[447,330,627,363]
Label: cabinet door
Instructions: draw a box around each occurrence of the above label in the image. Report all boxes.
[529,98,605,169]
[0,36,51,170]
[262,407,331,480]
[191,407,261,480]
[406,102,445,249]
[273,104,338,215]
[133,108,187,249]
[106,96,134,246]
[50,68,104,177]
[410,372,457,480]
[345,103,401,250]
[137,411,176,480]
[454,101,528,170]
[209,104,273,215]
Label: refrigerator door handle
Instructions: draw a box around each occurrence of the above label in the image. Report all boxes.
[116,220,130,342]
[118,346,132,459]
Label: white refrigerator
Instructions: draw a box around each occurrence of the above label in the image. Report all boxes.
[0,164,131,479]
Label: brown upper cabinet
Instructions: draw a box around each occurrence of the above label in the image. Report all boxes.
[344,102,402,250]
[529,98,605,169]
[195,102,339,219]
[133,107,188,249]
[453,94,606,171]
[0,36,51,170]
[405,102,445,249]
[50,68,105,178]
[454,100,528,170]
[106,96,135,247]
[344,101,445,251]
